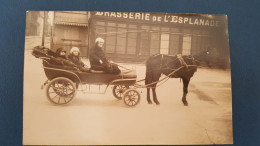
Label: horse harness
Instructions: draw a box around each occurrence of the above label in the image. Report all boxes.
[160,54,188,71]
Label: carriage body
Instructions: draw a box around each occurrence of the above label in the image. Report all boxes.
[42,60,137,86]
[32,46,140,107]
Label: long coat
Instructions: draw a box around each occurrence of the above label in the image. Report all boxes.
[89,45,108,67]
[89,45,120,74]
[68,54,85,67]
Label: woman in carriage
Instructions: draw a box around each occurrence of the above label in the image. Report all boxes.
[89,37,120,74]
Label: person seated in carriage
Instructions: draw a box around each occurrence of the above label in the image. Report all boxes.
[89,37,120,74]
[68,47,89,72]
[49,47,78,67]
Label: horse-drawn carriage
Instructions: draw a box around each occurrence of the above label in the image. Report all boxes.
[32,46,141,107]
[32,46,198,107]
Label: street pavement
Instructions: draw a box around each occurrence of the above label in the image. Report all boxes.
[23,50,233,145]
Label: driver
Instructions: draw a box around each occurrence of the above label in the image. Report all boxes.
[89,37,120,74]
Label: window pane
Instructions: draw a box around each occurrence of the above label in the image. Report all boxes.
[118,23,126,27]
[116,30,126,54]
[117,36,126,46]
[151,26,160,30]
[160,48,168,54]
[96,21,105,26]
[118,28,127,34]
[129,24,137,29]
[107,22,116,27]
[161,34,169,41]
[127,37,136,54]
[141,25,149,30]
[127,46,136,54]
[105,26,116,53]
[151,33,160,40]
[116,45,125,54]
[140,31,149,55]
[160,40,169,48]
[171,28,180,32]
[96,25,105,32]
[169,34,179,55]
[161,27,169,31]
[128,38,136,46]
[128,32,137,38]
[106,45,115,53]
[150,33,160,55]
[106,36,116,45]
[182,36,191,55]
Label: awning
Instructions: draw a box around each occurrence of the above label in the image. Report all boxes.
[55,22,88,27]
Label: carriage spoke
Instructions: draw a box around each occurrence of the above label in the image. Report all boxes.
[51,84,59,90]
[51,94,60,103]
[58,96,61,104]
[127,99,131,105]
[51,94,58,99]
[63,96,67,103]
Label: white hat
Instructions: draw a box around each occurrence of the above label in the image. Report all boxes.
[95,37,104,43]
[70,47,80,54]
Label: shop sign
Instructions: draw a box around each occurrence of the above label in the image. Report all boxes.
[95,12,222,27]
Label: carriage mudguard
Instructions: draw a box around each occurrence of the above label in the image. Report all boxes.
[43,61,81,83]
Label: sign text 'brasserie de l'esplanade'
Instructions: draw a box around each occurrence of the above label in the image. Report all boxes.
[95,12,222,27]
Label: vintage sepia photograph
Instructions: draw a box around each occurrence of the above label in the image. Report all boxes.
[23,11,232,145]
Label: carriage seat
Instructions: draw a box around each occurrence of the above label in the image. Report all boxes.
[89,70,106,74]
[89,65,106,73]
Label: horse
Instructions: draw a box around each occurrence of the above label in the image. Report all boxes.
[145,54,199,106]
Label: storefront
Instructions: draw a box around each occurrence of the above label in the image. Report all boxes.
[52,11,90,57]
[89,12,230,67]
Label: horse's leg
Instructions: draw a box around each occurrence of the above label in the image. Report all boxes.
[182,77,190,106]
[145,74,153,104]
[152,73,161,105]
[147,88,152,104]
[152,87,160,105]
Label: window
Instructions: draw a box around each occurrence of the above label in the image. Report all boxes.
[94,21,140,55]
[169,28,180,55]
[150,26,160,55]
[116,24,127,54]
[106,26,116,53]
[160,33,169,54]
[169,34,180,55]
[140,25,150,55]
[116,28,126,54]
[126,24,137,54]
[191,30,211,55]
[182,36,191,55]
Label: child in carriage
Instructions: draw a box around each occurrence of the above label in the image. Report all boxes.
[68,47,89,72]
[52,48,77,67]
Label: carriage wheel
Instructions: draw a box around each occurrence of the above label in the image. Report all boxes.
[112,85,129,100]
[46,77,76,105]
[122,89,141,107]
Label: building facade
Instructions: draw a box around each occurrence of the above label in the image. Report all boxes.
[52,11,90,56]
[89,12,230,67]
